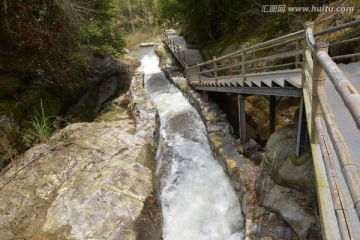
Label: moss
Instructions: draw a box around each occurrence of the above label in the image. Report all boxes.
[0,90,6,97]
[0,76,24,89]
[28,87,72,117]
[225,159,237,174]
[155,46,166,58]
[0,97,27,122]
[291,150,312,166]
[210,135,222,150]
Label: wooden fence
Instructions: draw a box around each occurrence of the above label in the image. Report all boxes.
[303,20,360,239]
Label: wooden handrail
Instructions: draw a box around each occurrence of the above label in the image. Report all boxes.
[316,51,360,129]
[304,21,360,235]
[314,20,360,37]
[305,22,315,52]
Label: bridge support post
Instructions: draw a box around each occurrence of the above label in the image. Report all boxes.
[269,95,276,135]
[203,91,209,102]
[296,97,309,156]
[238,94,246,144]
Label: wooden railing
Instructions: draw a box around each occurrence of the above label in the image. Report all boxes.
[161,34,188,69]
[184,20,360,86]
[186,30,304,83]
[303,20,360,239]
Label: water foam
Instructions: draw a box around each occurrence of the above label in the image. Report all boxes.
[137,47,244,240]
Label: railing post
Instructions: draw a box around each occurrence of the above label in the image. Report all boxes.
[197,62,201,84]
[229,57,234,75]
[252,51,256,73]
[311,41,329,144]
[241,46,246,81]
[213,56,218,84]
[295,39,300,68]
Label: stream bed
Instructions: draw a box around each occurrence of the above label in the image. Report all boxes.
[136,47,244,240]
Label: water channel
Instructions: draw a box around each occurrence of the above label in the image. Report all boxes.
[136,47,243,240]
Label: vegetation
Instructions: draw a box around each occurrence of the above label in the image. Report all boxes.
[26,100,53,143]
[116,0,160,31]
[158,0,349,44]
[0,0,128,88]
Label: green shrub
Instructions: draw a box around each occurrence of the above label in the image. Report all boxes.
[23,100,53,146]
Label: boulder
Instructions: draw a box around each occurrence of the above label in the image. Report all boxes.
[263,126,316,204]
[139,43,155,47]
[256,172,318,239]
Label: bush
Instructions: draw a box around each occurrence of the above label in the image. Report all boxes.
[23,100,53,146]
[0,0,126,88]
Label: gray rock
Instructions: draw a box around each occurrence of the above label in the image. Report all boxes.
[207,125,223,133]
[245,219,260,236]
[256,172,317,239]
[263,126,316,203]
[269,212,278,222]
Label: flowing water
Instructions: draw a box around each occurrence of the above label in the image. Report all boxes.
[136,47,244,240]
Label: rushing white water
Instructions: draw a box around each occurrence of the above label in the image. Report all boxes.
[136,47,244,240]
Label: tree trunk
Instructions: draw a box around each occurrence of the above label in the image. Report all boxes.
[0,0,11,41]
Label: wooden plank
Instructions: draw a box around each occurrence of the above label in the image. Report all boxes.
[193,86,302,97]
[245,69,302,78]
[261,79,273,87]
[273,79,286,88]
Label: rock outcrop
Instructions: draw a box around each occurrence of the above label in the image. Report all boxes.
[0,55,133,169]
[0,74,161,240]
[263,127,316,198]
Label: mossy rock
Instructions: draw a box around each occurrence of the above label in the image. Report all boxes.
[0,76,24,89]
[0,90,6,97]
[0,76,25,97]
[0,97,27,122]
[28,87,71,117]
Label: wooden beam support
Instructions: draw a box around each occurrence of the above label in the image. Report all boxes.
[203,91,209,102]
[296,97,309,156]
[269,95,276,134]
[193,86,302,97]
[238,94,246,144]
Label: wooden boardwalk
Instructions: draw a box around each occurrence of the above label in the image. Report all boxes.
[163,21,360,239]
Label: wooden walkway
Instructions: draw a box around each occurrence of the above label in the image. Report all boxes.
[163,20,360,239]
